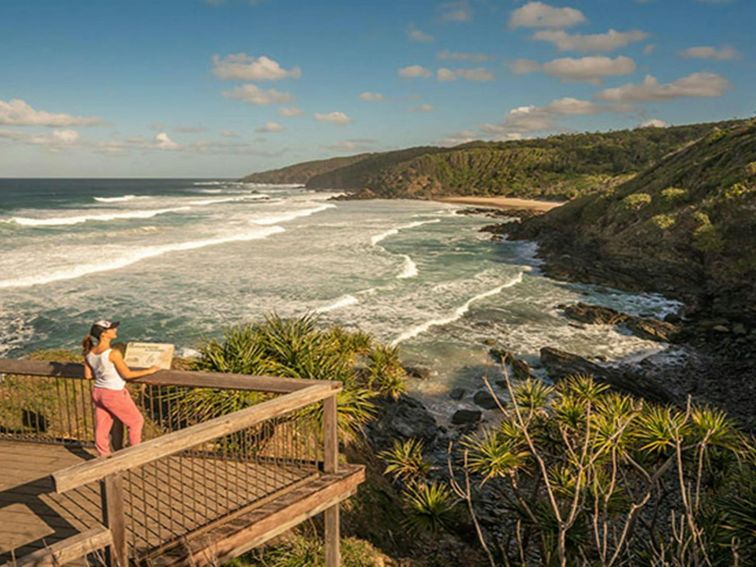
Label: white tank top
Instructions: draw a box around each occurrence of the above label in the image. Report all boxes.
[86,349,126,390]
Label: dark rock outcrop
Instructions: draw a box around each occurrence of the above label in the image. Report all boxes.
[404,365,432,380]
[452,409,482,426]
[366,395,441,447]
[473,390,506,410]
[540,347,677,404]
[559,302,680,343]
[449,387,466,400]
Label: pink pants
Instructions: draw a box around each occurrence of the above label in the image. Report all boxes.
[92,387,144,456]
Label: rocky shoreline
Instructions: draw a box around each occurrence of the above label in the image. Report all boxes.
[476,207,755,430]
[390,204,753,437]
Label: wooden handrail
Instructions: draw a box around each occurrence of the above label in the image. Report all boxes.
[53,382,340,493]
[0,358,340,393]
[0,526,113,567]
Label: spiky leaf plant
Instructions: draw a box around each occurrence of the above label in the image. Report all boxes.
[401,481,458,534]
[634,406,688,454]
[463,429,529,482]
[511,378,553,411]
[175,314,385,442]
[364,344,407,400]
[378,438,430,483]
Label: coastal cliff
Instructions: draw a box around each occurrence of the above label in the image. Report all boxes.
[504,119,756,426]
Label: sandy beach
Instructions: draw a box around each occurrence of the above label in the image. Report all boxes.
[437,196,566,212]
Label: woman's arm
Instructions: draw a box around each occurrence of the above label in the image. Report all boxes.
[109,350,160,380]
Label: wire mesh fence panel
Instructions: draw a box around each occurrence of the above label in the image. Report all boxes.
[121,404,322,559]
[0,374,95,444]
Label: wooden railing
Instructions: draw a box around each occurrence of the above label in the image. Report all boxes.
[0,359,344,567]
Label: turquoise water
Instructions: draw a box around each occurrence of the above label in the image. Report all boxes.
[0,179,680,419]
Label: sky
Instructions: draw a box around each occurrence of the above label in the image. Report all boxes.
[0,0,753,178]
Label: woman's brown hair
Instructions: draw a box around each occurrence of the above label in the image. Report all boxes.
[82,334,95,356]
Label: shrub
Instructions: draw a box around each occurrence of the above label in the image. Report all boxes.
[455,369,754,566]
[692,212,724,253]
[651,214,676,229]
[661,186,688,202]
[181,314,385,442]
[723,182,751,199]
[244,535,384,567]
[379,438,430,483]
[401,481,458,534]
[365,344,407,400]
[621,192,652,211]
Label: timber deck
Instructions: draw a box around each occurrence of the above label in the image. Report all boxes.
[0,359,362,567]
[0,440,363,566]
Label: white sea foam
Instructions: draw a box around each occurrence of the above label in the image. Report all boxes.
[93,194,145,203]
[5,207,191,227]
[193,181,226,186]
[194,188,224,194]
[391,272,524,345]
[0,226,285,289]
[244,182,305,189]
[189,195,269,206]
[315,294,359,313]
[370,219,440,246]
[253,204,335,226]
[397,255,418,279]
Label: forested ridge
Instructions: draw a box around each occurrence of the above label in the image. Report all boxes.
[242,120,744,200]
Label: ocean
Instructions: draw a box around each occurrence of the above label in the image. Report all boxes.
[0,179,681,419]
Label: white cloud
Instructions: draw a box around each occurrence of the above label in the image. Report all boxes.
[411,104,434,112]
[643,44,656,55]
[596,73,731,102]
[222,84,294,105]
[440,1,472,22]
[221,129,239,137]
[155,132,179,150]
[256,121,284,133]
[679,45,739,60]
[408,26,434,43]
[359,91,385,102]
[481,97,630,138]
[437,50,493,63]
[513,56,635,83]
[278,106,303,117]
[639,119,669,128]
[212,53,301,81]
[398,65,433,79]
[0,98,101,127]
[437,68,457,82]
[0,128,82,151]
[51,129,80,143]
[324,138,377,152]
[532,29,648,52]
[439,129,480,146]
[437,67,494,81]
[509,2,586,29]
[314,111,351,125]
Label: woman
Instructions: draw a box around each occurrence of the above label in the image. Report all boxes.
[82,319,160,456]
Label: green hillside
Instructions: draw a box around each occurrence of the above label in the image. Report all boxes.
[241,120,742,200]
[511,119,756,320]
[241,153,373,184]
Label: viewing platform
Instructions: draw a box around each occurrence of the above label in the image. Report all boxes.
[0,359,364,567]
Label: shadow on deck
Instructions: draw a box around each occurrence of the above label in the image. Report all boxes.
[0,360,364,567]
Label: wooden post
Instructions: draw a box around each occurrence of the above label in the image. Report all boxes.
[323,394,340,567]
[100,474,128,567]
